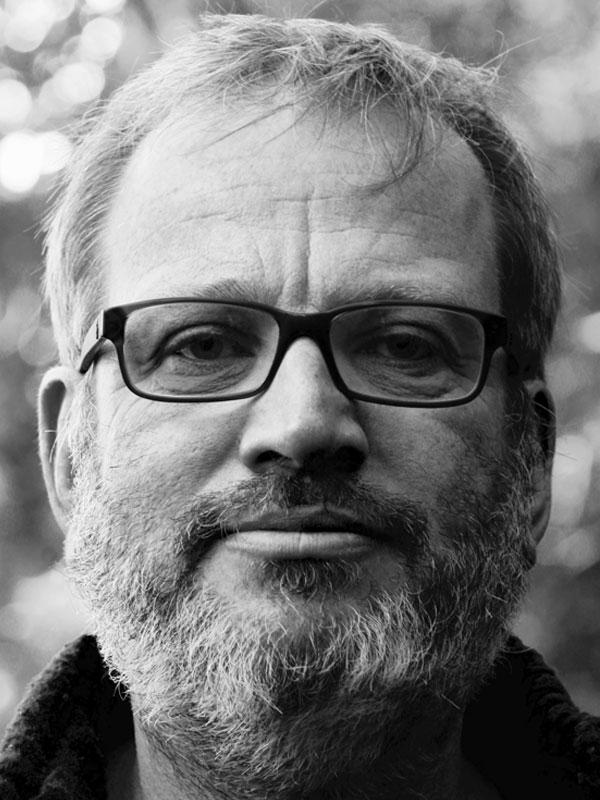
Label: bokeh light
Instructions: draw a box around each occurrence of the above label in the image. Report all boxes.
[39,130,72,172]
[0,669,17,718]
[0,129,71,194]
[80,16,123,61]
[4,0,56,53]
[551,528,600,573]
[83,0,125,14]
[0,79,33,130]
[0,131,43,194]
[51,0,77,19]
[552,434,595,527]
[576,311,600,353]
[52,61,105,105]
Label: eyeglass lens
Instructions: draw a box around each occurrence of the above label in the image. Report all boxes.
[331,306,484,402]
[121,302,486,402]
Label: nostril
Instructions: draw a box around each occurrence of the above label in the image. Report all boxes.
[255,450,283,466]
[303,447,365,475]
[335,446,366,474]
[251,446,365,475]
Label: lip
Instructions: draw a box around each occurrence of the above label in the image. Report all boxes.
[223,506,381,560]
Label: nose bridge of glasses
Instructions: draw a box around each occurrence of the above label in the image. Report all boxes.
[271,308,345,390]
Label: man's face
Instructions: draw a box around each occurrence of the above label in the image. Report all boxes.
[62,106,534,788]
[90,107,506,610]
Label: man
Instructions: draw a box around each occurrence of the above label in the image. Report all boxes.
[0,12,598,800]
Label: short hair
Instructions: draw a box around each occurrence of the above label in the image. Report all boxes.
[45,13,561,377]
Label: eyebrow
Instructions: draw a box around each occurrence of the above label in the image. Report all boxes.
[167,278,265,303]
[324,281,464,307]
[158,277,465,308]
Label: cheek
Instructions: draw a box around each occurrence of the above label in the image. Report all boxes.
[95,387,250,524]
[361,392,506,508]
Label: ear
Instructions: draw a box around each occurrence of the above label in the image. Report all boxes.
[38,366,81,532]
[523,379,556,545]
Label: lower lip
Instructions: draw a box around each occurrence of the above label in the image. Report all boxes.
[224,531,375,559]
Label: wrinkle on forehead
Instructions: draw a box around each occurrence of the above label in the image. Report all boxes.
[116,102,487,216]
[102,104,498,311]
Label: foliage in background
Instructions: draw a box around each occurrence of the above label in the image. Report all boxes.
[0,0,598,734]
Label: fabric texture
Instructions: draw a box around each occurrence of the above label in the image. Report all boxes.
[0,635,598,799]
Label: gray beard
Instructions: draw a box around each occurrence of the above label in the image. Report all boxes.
[64,428,535,799]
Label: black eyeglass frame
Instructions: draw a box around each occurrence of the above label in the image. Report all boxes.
[78,298,528,408]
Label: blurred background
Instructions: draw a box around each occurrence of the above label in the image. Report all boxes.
[0,0,599,735]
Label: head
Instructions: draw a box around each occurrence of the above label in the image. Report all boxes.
[39,14,559,797]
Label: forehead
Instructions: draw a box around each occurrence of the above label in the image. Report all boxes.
[102,104,499,311]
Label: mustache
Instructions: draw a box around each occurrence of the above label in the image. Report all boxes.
[172,472,430,570]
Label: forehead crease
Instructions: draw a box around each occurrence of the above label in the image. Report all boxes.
[113,111,492,232]
[132,190,474,242]
[103,108,499,314]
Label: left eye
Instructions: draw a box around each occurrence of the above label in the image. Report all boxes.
[375,332,438,360]
[356,327,446,363]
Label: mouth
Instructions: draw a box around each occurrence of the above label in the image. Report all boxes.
[223,506,383,560]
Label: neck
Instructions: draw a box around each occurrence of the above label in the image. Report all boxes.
[125,701,476,800]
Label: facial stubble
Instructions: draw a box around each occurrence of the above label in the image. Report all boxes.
[63,409,535,798]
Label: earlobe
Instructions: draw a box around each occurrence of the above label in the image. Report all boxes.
[38,366,81,532]
[524,380,556,545]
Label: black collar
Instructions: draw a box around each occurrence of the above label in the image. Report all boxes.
[0,635,598,799]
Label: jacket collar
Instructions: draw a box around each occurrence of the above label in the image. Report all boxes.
[0,635,598,799]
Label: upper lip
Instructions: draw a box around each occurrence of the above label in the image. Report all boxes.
[233,506,382,539]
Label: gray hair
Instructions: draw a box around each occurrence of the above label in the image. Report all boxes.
[45,13,561,376]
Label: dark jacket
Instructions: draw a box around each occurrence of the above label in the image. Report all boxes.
[0,635,598,799]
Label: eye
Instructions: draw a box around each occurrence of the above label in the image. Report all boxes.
[162,326,254,363]
[356,326,446,364]
[178,331,231,360]
[377,331,438,360]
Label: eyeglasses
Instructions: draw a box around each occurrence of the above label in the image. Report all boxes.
[78,298,524,407]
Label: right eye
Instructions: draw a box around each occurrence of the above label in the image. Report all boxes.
[161,326,254,364]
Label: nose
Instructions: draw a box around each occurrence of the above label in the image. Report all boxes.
[238,337,369,475]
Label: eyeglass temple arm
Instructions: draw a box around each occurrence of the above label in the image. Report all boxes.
[77,312,107,374]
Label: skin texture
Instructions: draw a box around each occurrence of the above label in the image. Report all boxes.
[39,106,553,800]
[97,108,506,619]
